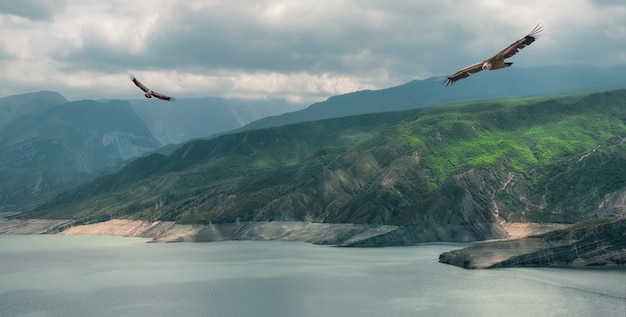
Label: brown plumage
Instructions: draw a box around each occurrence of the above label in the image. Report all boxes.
[443,24,543,87]
[129,75,175,101]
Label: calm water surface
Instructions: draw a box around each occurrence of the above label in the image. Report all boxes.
[0,235,624,317]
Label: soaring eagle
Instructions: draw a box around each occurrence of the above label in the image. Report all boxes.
[129,75,175,101]
[443,24,543,87]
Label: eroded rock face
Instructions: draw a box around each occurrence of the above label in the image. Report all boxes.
[439,218,626,269]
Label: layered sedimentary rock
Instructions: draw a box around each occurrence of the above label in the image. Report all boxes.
[439,218,626,269]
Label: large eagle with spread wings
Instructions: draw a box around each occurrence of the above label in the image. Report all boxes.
[443,24,543,87]
[129,75,175,101]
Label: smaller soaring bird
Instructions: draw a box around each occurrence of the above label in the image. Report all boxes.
[443,24,543,87]
[129,75,175,101]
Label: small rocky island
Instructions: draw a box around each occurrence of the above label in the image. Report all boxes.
[439,217,626,269]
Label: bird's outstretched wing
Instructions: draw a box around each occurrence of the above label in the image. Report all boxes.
[152,91,174,101]
[495,24,543,60]
[443,24,543,87]
[442,62,484,87]
[129,75,149,93]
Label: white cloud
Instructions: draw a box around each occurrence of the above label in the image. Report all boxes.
[0,0,625,103]
[0,0,68,21]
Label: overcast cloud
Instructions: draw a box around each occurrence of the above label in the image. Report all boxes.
[1,0,625,103]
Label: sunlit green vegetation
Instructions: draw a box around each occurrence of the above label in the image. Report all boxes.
[397,91,626,190]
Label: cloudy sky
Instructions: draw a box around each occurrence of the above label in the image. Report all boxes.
[1,0,625,104]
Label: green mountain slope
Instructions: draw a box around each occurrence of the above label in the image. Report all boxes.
[27,109,418,221]
[27,89,626,243]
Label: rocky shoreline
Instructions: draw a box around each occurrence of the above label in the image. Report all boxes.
[0,217,547,243]
[3,217,624,269]
[0,217,559,245]
[0,218,402,245]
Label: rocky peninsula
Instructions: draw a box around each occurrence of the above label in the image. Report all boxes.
[439,217,626,269]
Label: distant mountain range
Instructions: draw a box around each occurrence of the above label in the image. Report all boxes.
[238,65,626,132]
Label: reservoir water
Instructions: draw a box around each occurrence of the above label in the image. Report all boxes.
[0,235,624,317]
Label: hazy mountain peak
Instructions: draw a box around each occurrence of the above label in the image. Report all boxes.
[0,90,67,105]
[0,91,69,127]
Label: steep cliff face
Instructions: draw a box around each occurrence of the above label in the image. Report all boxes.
[101,131,161,161]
